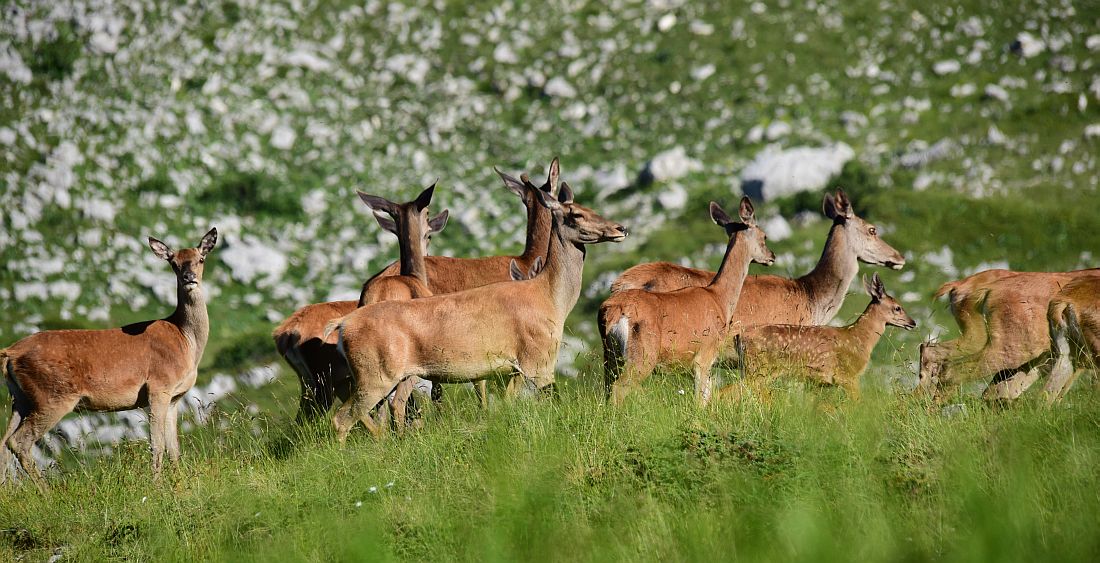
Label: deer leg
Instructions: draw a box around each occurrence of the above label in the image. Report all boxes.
[165,397,182,465]
[389,378,415,436]
[474,380,489,410]
[691,352,717,408]
[0,408,21,485]
[9,401,73,490]
[148,395,173,476]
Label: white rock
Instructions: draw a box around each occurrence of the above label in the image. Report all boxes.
[1011,32,1044,58]
[899,138,958,168]
[933,60,961,75]
[0,44,32,84]
[1087,35,1100,52]
[987,125,1007,145]
[270,125,296,150]
[691,64,716,81]
[1085,124,1100,139]
[951,83,976,97]
[689,21,714,35]
[761,215,793,241]
[645,146,702,182]
[765,121,792,141]
[544,76,577,98]
[0,127,16,145]
[657,13,677,32]
[493,43,518,64]
[745,125,765,144]
[285,50,332,72]
[220,237,288,285]
[984,84,1009,102]
[657,184,687,209]
[739,143,855,200]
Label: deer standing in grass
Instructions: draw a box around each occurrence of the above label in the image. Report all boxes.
[611,189,905,331]
[1045,277,1100,403]
[276,184,448,429]
[332,180,627,441]
[600,197,775,406]
[274,162,557,421]
[0,229,217,486]
[727,273,915,400]
[917,269,1100,400]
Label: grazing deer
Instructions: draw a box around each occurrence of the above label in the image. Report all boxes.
[600,197,775,406]
[275,184,447,427]
[917,269,1100,400]
[0,229,218,485]
[332,180,627,441]
[1045,277,1100,403]
[273,164,558,422]
[728,273,915,400]
[610,189,905,330]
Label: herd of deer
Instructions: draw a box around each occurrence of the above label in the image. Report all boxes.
[1,158,1098,487]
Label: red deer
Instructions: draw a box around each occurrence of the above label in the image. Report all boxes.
[0,229,218,486]
[611,189,904,333]
[275,184,447,428]
[600,197,775,406]
[728,273,915,400]
[918,269,1100,400]
[274,163,557,421]
[332,180,627,441]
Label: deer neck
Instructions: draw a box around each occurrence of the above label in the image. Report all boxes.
[519,199,552,262]
[541,221,587,317]
[847,304,888,358]
[799,222,859,323]
[397,230,428,285]
[707,232,754,321]
[168,284,210,368]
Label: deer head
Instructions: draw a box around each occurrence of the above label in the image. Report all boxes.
[358,182,449,256]
[709,197,776,266]
[864,273,916,330]
[148,228,218,293]
[534,181,628,245]
[824,189,905,270]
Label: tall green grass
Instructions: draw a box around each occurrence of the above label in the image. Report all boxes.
[3,375,1098,561]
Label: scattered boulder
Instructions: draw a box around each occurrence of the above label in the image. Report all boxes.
[740,143,854,201]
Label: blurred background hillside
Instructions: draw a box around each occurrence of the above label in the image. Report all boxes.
[1,0,1099,432]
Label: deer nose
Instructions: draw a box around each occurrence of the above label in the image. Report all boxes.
[616,224,628,236]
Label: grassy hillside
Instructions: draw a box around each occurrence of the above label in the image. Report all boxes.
[2,0,1099,559]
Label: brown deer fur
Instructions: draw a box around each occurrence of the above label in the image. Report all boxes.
[1046,277,1100,402]
[0,229,218,485]
[332,181,627,441]
[273,163,556,421]
[600,198,775,406]
[610,189,905,332]
[917,268,1100,400]
[729,273,915,400]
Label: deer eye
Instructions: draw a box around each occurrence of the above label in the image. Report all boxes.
[894,306,901,312]
[199,258,205,263]
[868,227,877,236]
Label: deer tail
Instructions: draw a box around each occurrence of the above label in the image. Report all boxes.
[322,317,346,343]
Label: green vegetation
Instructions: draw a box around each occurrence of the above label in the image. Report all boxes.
[3,380,1100,560]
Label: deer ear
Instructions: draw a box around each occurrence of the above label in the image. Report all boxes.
[547,157,560,195]
[822,192,839,221]
[558,181,574,204]
[871,272,886,299]
[709,201,733,226]
[357,191,396,215]
[833,188,853,218]
[862,274,875,298]
[738,196,756,226]
[509,259,524,281]
[428,210,449,234]
[534,184,562,211]
[414,181,437,211]
[148,237,174,261]
[496,168,526,198]
[530,256,544,278]
[372,210,398,235]
[198,228,218,257]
